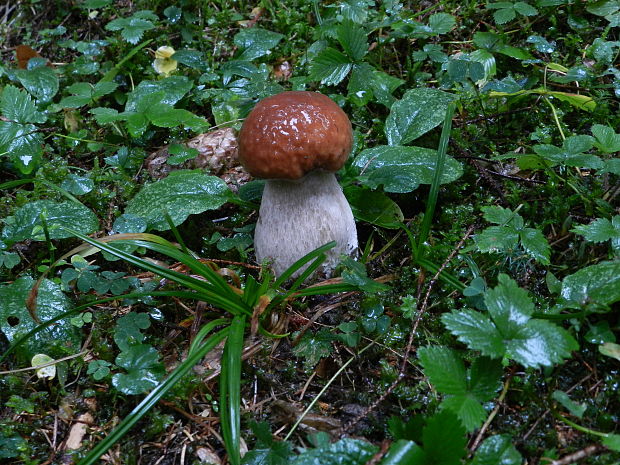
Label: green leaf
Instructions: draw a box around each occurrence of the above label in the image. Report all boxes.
[592,124,620,153]
[379,440,424,465]
[309,48,353,86]
[587,0,620,17]
[234,28,284,61]
[590,38,620,64]
[482,205,519,225]
[603,159,620,175]
[337,20,368,61]
[533,135,602,169]
[419,346,502,431]
[385,88,455,145]
[527,35,555,53]
[125,76,193,111]
[87,360,112,380]
[113,312,151,351]
[60,174,94,195]
[292,329,334,367]
[59,81,118,108]
[519,227,551,265]
[492,7,516,24]
[445,275,578,368]
[172,50,208,70]
[290,438,377,465]
[418,346,467,395]
[112,344,165,395]
[167,143,199,165]
[0,121,43,174]
[572,216,620,251]
[345,185,403,228]
[514,1,539,16]
[602,434,620,452]
[1,200,98,243]
[428,13,456,34]
[475,226,519,254]
[348,63,403,107]
[422,410,467,464]
[0,277,81,361]
[105,11,157,44]
[15,64,59,102]
[599,342,620,362]
[1,85,46,123]
[0,251,20,269]
[552,390,587,418]
[470,435,522,465]
[124,171,230,231]
[476,207,550,264]
[353,146,462,193]
[559,261,620,310]
[0,433,29,459]
[442,310,505,358]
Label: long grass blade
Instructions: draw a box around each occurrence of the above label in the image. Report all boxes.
[67,230,251,315]
[220,316,246,465]
[273,241,336,288]
[417,102,456,251]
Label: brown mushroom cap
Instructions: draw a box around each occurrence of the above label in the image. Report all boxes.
[238,91,353,180]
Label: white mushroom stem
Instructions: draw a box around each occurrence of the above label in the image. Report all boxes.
[254,170,358,278]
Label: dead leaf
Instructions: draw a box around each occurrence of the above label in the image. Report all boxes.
[64,412,94,450]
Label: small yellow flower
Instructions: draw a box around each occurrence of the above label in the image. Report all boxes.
[153,46,177,77]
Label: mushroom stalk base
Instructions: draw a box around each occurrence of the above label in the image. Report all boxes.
[254,171,358,279]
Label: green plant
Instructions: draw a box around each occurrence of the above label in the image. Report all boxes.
[43,231,357,465]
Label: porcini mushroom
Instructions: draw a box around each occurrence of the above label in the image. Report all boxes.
[238,91,358,278]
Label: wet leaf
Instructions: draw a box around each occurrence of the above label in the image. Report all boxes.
[591,124,620,153]
[419,346,502,431]
[345,185,403,228]
[1,85,46,124]
[114,312,151,351]
[559,261,620,310]
[602,434,620,452]
[290,438,377,465]
[533,135,602,169]
[292,329,334,367]
[337,20,367,61]
[15,63,59,102]
[125,76,193,111]
[309,48,353,86]
[385,88,455,145]
[572,216,620,255]
[0,277,81,361]
[421,410,467,464]
[60,174,95,195]
[353,145,462,193]
[599,342,620,362]
[443,275,578,368]
[124,170,230,230]
[105,10,157,44]
[475,206,550,264]
[112,344,165,395]
[1,200,98,243]
[470,435,522,465]
[234,28,284,61]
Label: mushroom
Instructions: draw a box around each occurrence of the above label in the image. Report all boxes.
[238,91,358,278]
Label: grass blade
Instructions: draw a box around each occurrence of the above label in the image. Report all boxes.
[220,316,246,465]
[417,102,456,251]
